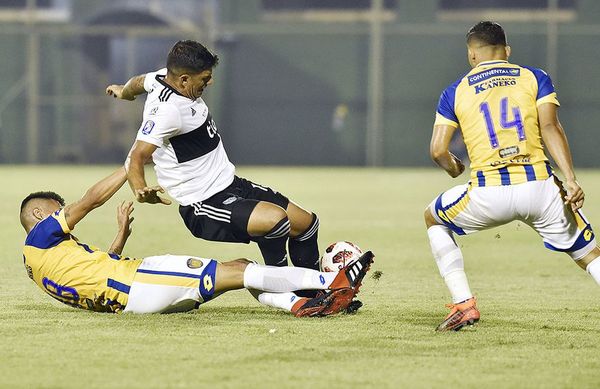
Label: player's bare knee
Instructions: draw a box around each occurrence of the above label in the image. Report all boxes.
[248,202,289,236]
[424,208,439,229]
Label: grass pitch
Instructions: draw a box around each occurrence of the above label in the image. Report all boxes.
[2,166,600,389]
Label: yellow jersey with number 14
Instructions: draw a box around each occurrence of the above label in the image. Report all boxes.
[23,209,142,312]
[434,60,560,186]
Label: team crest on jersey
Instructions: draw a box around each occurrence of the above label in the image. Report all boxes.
[149,107,159,115]
[187,258,204,269]
[142,120,155,135]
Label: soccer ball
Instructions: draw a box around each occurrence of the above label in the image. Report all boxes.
[320,241,363,272]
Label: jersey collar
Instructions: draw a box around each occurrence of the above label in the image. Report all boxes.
[155,74,186,98]
[476,60,509,67]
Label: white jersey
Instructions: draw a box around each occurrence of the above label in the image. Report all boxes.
[136,68,235,206]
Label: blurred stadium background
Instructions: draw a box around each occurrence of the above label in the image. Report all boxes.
[1,0,598,168]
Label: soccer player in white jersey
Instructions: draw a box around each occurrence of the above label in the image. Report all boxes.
[20,166,374,315]
[106,41,321,276]
[425,21,600,331]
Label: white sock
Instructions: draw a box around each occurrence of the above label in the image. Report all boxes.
[243,263,337,292]
[257,292,300,312]
[586,258,600,285]
[427,225,473,303]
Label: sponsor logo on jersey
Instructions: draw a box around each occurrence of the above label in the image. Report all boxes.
[499,145,520,158]
[149,107,159,115]
[191,107,196,116]
[468,67,520,85]
[141,120,155,135]
[187,258,204,269]
[222,196,237,205]
[474,78,517,94]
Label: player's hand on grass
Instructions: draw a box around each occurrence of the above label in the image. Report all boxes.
[564,179,585,210]
[135,186,172,205]
[106,84,135,101]
[117,201,135,236]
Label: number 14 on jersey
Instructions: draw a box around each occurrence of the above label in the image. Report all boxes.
[479,97,526,149]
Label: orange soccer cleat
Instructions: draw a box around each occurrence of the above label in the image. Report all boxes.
[328,251,375,294]
[435,297,480,332]
[291,288,356,318]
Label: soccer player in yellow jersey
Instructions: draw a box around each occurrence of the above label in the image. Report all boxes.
[21,166,374,316]
[425,21,600,331]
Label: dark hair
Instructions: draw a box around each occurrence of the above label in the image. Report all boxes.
[166,40,219,75]
[20,191,65,212]
[466,21,507,46]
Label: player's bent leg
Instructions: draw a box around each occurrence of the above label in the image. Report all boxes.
[424,208,473,304]
[287,201,320,270]
[571,246,600,285]
[247,201,291,266]
[424,207,479,331]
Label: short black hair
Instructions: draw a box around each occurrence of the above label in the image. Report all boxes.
[166,40,219,75]
[466,21,507,46]
[20,191,65,212]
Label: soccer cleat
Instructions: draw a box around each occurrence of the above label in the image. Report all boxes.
[328,251,375,295]
[435,297,480,332]
[345,299,363,314]
[292,288,356,318]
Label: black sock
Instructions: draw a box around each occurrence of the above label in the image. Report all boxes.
[254,217,290,266]
[289,213,320,270]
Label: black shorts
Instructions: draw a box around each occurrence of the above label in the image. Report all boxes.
[179,176,290,244]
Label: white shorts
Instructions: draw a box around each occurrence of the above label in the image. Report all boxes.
[124,254,218,314]
[428,176,596,259]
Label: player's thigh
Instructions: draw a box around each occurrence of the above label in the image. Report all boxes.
[524,177,596,259]
[179,195,256,243]
[124,254,218,314]
[428,183,514,235]
[237,176,290,210]
[286,200,314,236]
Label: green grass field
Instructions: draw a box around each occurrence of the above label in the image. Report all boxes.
[2,166,600,389]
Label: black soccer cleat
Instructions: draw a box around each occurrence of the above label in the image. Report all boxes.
[345,299,363,314]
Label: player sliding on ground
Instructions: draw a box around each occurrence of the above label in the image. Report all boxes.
[20,166,374,316]
[425,21,600,331]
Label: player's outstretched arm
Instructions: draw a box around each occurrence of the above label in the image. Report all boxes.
[106,74,146,101]
[107,201,134,255]
[538,103,584,210]
[63,166,128,230]
[127,140,172,205]
[430,124,465,178]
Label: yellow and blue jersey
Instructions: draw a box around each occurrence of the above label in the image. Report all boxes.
[435,60,560,186]
[23,209,142,313]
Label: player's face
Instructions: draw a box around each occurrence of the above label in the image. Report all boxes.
[183,70,213,100]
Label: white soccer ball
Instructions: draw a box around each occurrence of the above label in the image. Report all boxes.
[320,241,363,272]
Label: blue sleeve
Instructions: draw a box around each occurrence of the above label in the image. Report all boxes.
[436,82,459,123]
[25,211,68,249]
[523,66,556,100]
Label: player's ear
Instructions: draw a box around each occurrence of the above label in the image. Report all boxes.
[179,74,190,87]
[32,207,45,221]
[467,46,476,67]
[505,45,511,58]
